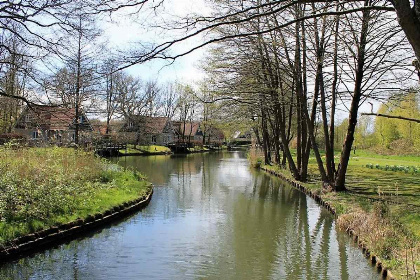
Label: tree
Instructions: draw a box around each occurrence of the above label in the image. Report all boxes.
[161,82,179,119]
[0,29,31,133]
[374,103,400,148]
[372,91,420,152]
[176,83,197,143]
[0,0,163,104]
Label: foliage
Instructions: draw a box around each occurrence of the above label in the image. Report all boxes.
[0,147,149,244]
[372,92,420,154]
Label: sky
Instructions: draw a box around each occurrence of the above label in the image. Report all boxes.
[97,0,417,124]
[103,0,209,84]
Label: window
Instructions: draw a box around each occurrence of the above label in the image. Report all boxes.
[25,114,31,122]
[79,116,84,124]
[32,131,39,139]
[128,121,134,128]
[152,135,157,143]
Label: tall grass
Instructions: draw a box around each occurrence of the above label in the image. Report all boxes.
[0,146,149,244]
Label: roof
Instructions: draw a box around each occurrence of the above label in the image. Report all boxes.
[173,121,201,137]
[16,105,91,131]
[233,130,251,139]
[207,126,224,139]
[125,116,171,134]
[91,124,107,135]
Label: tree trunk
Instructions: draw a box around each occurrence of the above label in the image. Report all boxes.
[393,0,420,65]
[74,17,83,145]
[334,1,370,191]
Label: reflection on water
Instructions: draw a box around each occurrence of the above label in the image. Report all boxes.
[0,151,379,279]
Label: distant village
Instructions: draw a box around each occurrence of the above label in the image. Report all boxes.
[5,105,252,148]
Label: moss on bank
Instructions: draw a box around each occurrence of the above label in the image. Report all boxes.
[0,146,151,245]
[250,149,419,279]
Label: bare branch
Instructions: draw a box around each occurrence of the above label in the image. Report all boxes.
[361,112,420,123]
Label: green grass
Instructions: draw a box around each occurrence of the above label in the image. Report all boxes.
[119,148,144,155]
[120,144,171,155]
[0,146,151,245]
[138,145,171,153]
[188,146,210,152]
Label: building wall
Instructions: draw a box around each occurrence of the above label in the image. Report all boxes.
[13,128,92,145]
[118,132,174,146]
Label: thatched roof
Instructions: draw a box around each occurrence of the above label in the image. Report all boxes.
[172,121,201,137]
[122,116,171,134]
[15,105,92,131]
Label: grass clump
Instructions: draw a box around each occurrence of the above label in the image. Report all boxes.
[0,146,150,245]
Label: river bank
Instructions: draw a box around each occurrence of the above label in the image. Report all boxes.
[250,150,419,279]
[1,150,380,279]
[0,147,152,257]
[118,144,226,156]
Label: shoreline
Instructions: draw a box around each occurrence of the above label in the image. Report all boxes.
[260,166,395,280]
[0,187,153,264]
[117,147,228,157]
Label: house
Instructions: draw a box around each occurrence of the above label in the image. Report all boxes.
[172,121,203,144]
[120,116,174,145]
[204,126,225,145]
[13,105,93,144]
[90,120,125,142]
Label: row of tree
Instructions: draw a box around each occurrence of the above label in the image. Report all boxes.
[200,0,418,191]
[1,0,420,191]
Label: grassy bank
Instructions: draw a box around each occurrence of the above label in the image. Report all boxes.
[250,149,419,278]
[187,146,210,152]
[0,146,151,245]
[119,144,171,155]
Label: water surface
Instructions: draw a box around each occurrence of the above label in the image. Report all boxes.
[0,151,379,279]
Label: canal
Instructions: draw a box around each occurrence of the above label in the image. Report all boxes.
[1,151,379,279]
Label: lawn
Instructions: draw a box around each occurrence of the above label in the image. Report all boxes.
[119,144,171,155]
[138,145,171,153]
[188,146,210,152]
[0,146,151,245]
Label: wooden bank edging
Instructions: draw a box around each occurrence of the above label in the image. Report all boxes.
[260,167,395,280]
[0,187,154,264]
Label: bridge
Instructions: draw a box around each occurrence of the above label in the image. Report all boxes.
[95,142,127,157]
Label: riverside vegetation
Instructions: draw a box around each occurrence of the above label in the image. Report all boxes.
[250,149,419,279]
[0,146,151,245]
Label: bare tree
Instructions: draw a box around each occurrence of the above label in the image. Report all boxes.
[161,82,179,119]
[0,0,164,104]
